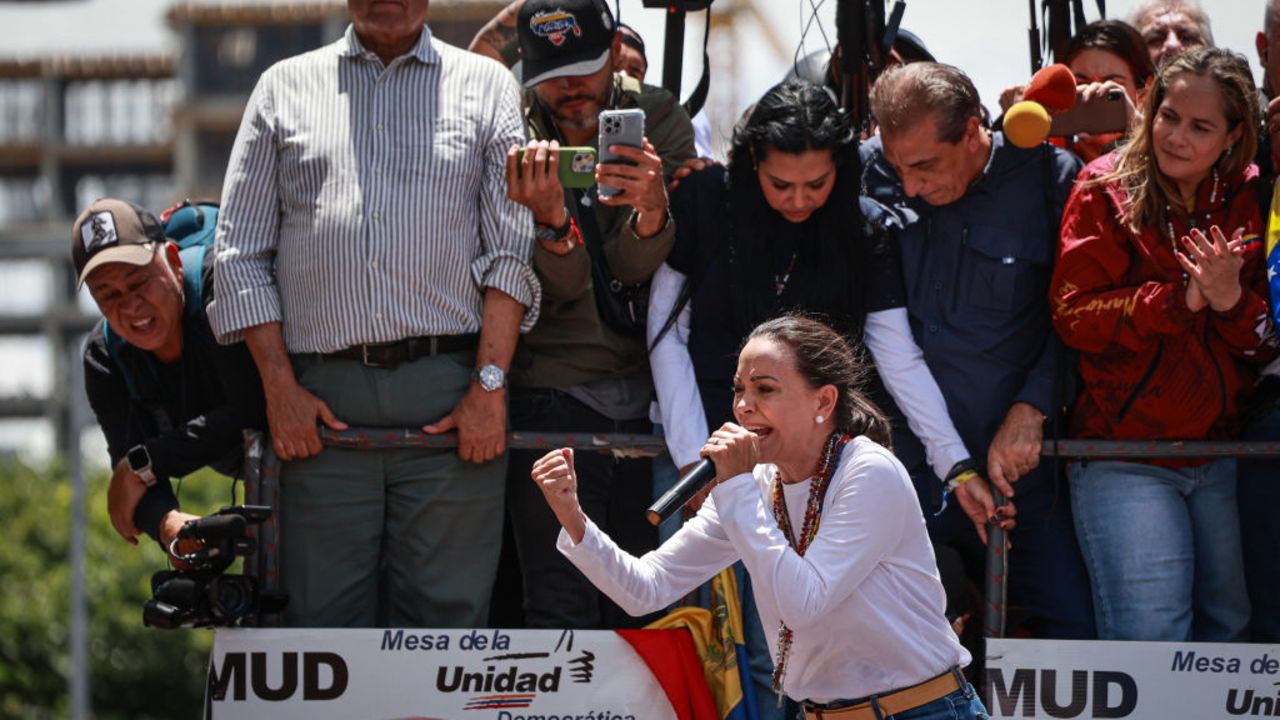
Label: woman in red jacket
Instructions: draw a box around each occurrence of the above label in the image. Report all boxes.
[1051,47,1275,641]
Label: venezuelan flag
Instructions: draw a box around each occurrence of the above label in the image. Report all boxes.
[643,568,759,720]
[708,567,759,720]
[1267,180,1280,325]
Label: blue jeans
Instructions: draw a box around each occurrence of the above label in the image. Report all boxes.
[1069,459,1249,641]
[892,686,988,720]
[1238,404,1280,642]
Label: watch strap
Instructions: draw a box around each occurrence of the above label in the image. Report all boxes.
[535,209,572,239]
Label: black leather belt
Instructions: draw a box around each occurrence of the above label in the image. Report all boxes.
[323,334,478,368]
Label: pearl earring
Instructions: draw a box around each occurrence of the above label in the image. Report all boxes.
[815,415,825,424]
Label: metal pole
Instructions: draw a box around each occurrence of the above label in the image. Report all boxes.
[661,6,687,100]
[1028,0,1043,73]
[68,338,89,720]
[983,494,1009,640]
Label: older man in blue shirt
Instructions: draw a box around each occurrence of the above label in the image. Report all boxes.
[862,62,1095,639]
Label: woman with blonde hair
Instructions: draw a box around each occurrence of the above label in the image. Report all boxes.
[1051,47,1275,641]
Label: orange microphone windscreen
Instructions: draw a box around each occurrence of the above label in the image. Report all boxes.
[1024,63,1078,114]
[1004,101,1052,148]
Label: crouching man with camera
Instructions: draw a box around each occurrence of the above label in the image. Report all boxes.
[74,198,266,558]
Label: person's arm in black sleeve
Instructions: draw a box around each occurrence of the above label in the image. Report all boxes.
[143,319,267,481]
[142,255,268,481]
[861,198,908,313]
[82,327,179,542]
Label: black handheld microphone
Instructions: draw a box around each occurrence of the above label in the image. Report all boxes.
[646,458,717,526]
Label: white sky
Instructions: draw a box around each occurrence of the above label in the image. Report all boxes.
[0,0,1265,462]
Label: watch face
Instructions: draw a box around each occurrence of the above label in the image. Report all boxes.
[127,445,150,471]
[478,364,505,391]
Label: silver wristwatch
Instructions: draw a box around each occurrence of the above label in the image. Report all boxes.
[473,364,507,392]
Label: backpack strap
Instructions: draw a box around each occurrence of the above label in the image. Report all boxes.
[179,243,206,317]
[103,322,146,403]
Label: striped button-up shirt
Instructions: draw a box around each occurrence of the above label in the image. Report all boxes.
[208,24,539,353]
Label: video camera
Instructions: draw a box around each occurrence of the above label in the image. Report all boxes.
[143,505,287,629]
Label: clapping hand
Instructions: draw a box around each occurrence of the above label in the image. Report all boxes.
[1177,226,1245,313]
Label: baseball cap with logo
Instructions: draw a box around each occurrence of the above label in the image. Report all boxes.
[71,198,167,288]
[518,0,617,88]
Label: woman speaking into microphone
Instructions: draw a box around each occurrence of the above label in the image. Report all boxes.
[531,315,988,718]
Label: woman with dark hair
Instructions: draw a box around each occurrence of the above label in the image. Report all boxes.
[650,79,1007,538]
[1052,47,1274,640]
[533,315,988,717]
[1061,19,1156,162]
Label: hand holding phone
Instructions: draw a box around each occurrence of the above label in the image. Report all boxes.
[595,137,671,237]
[597,108,645,200]
[1049,82,1133,137]
[505,140,592,225]
[514,145,597,189]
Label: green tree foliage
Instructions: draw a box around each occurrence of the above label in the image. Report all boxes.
[0,460,241,719]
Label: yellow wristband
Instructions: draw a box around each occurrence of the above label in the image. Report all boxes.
[946,470,978,492]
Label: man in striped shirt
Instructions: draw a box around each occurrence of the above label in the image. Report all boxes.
[208,0,540,628]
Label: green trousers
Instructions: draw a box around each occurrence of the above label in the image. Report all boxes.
[279,351,505,627]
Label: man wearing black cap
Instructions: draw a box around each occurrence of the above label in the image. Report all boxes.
[501,0,694,629]
[76,198,265,555]
[469,1,648,84]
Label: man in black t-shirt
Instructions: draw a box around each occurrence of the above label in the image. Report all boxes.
[75,199,265,553]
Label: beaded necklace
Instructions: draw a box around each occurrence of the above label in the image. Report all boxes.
[1163,166,1218,249]
[768,432,852,701]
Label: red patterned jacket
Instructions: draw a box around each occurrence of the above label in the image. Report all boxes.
[1051,153,1276,460]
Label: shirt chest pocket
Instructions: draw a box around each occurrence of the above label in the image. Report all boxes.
[396,116,483,188]
[958,225,1053,314]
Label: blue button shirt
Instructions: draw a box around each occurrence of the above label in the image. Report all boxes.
[861,132,1081,467]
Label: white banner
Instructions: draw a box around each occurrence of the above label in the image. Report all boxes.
[985,638,1280,719]
[204,628,678,720]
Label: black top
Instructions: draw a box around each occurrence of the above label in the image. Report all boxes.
[1256,98,1275,206]
[664,165,906,429]
[82,252,266,541]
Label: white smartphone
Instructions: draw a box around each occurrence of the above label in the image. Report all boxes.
[597,108,645,200]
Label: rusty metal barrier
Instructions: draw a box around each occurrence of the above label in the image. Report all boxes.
[317,427,670,452]
[1041,439,1280,460]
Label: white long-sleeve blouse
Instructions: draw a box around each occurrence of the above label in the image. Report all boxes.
[558,436,970,703]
